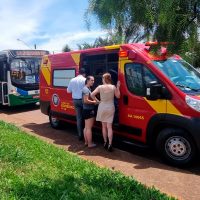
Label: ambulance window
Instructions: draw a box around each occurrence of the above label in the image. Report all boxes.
[125,63,159,96]
[53,69,75,87]
[143,67,158,86]
[125,63,145,96]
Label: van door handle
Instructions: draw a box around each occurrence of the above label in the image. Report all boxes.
[123,95,128,105]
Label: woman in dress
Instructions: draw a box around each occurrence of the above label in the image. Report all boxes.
[82,76,99,148]
[91,73,120,151]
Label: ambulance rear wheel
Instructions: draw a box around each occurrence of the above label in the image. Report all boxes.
[156,128,196,166]
[49,110,60,129]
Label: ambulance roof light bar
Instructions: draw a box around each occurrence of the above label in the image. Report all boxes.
[145,41,175,46]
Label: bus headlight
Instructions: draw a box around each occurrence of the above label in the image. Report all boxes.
[10,88,20,96]
[185,95,200,112]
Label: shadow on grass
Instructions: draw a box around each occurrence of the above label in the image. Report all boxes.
[23,122,200,176]
[7,175,97,200]
[3,170,172,200]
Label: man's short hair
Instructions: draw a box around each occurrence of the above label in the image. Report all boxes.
[79,68,86,75]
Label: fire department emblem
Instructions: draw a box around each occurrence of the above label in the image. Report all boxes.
[52,94,60,106]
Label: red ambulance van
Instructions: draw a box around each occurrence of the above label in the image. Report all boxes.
[40,42,200,166]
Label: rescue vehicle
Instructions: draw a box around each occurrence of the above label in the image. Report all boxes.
[40,42,200,166]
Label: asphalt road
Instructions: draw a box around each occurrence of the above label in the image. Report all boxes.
[0,104,200,200]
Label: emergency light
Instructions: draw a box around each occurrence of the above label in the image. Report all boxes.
[145,41,175,46]
[119,50,128,57]
[145,41,175,60]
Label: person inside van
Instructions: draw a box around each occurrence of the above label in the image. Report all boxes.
[82,76,99,148]
[91,73,120,151]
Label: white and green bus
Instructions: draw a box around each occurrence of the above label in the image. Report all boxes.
[0,50,49,106]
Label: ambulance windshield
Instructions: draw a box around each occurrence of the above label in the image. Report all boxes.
[153,59,200,92]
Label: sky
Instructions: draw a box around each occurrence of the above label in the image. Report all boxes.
[0,0,106,53]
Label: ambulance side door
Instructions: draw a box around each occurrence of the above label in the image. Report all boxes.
[118,62,167,142]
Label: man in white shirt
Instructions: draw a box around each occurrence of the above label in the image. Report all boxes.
[67,68,86,140]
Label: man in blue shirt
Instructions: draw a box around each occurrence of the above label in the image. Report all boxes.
[67,68,86,140]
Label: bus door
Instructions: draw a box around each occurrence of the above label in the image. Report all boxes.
[0,82,2,104]
[0,82,8,105]
[118,61,167,141]
[0,60,8,105]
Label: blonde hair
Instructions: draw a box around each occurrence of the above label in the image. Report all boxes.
[103,73,112,84]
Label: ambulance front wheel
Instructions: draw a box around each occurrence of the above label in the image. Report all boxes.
[156,128,196,166]
[49,110,61,129]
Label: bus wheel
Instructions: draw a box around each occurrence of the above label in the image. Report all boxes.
[49,110,60,129]
[156,128,196,166]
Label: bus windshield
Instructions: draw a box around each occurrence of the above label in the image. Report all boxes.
[10,58,41,85]
[153,59,200,93]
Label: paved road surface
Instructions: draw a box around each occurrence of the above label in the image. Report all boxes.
[0,105,200,200]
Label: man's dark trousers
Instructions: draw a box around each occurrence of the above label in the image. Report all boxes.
[73,99,84,140]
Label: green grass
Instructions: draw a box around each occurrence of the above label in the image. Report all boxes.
[0,120,176,200]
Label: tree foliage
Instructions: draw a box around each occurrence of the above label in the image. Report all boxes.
[86,0,200,42]
[62,44,71,52]
[77,36,116,50]
[85,0,146,43]
[86,0,200,66]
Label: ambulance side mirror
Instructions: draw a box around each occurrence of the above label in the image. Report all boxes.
[146,81,169,100]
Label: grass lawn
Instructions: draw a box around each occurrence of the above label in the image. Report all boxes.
[0,120,176,200]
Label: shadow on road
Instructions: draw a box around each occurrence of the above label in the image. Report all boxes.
[0,104,39,114]
[23,121,200,176]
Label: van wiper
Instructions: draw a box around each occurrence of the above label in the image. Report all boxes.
[175,84,200,92]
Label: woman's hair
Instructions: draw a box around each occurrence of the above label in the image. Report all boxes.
[103,73,112,84]
[85,76,94,85]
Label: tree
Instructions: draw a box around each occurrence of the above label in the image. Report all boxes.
[85,0,146,43]
[86,0,200,52]
[62,44,71,52]
[77,36,116,50]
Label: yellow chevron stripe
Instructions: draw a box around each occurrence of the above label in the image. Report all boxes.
[144,98,166,113]
[119,59,132,75]
[71,53,80,66]
[167,101,183,116]
[41,67,51,85]
[41,56,51,86]
[144,98,183,116]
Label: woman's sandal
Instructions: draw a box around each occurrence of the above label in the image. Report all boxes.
[107,144,112,152]
[104,141,108,149]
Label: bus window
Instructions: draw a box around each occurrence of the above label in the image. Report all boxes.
[10,58,41,85]
[0,61,7,81]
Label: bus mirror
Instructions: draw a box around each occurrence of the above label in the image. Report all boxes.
[146,81,163,100]
[128,50,137,59]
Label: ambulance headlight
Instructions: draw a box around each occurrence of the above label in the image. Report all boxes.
[185,95,200,112]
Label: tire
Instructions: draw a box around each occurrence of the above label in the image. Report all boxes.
[49,110,61,129]
[156,128,196,167]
